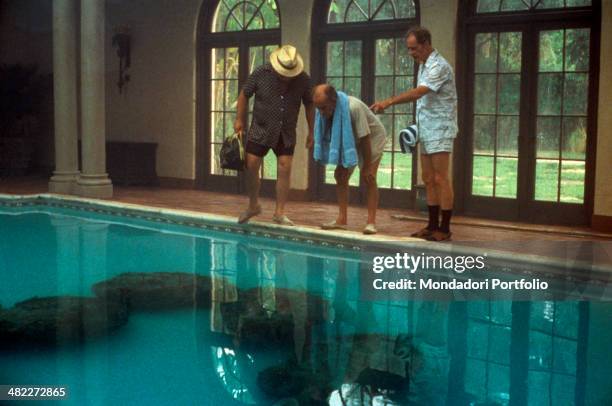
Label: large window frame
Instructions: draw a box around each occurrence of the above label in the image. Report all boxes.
[310,0,421,208]
[196,1,281,195]
[455,0,601,225]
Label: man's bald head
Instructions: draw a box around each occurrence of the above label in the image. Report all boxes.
[313,84,337,118]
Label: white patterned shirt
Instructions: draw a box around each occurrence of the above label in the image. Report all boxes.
[416,50,458,141]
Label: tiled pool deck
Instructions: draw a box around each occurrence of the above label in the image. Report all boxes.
[1,175,611,269]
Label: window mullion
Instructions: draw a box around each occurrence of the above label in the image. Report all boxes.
[362,36,375,103]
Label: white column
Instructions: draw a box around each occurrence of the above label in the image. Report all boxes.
[49,0,80,194]
[77,0,113,198]
[594,1,612,218]
[279,0,314,191]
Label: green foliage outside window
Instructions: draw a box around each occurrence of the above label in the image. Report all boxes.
[214,0,279,32]
[328,0,416,23]
[471,27,589,203]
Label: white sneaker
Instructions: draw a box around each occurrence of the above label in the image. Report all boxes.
[272,214,294,226]
[321,220,348,230]
[363,224,377,235]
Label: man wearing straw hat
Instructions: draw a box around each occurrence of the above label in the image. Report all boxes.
[234,45,315,226]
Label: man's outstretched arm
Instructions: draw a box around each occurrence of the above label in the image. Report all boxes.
[370,86,430,113]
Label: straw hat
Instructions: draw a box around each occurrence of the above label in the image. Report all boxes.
[270,45,304,78]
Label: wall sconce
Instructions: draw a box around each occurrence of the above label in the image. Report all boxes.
[112,26,131,93]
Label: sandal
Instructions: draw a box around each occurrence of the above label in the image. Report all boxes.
[425,230,452,242]
[410,227,434,238]
[362,224,377,235]
[321,220,348,230]
[272,214,295,226]
[238,205,262,224]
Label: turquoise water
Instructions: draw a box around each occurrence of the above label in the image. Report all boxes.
[1,206,611,405]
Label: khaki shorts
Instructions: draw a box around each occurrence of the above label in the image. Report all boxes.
[357,152,383,170]
[420,138,454,155]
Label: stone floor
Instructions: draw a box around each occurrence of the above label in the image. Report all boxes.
[1,175,611,265]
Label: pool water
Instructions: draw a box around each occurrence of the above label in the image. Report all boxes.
[1,206,611,405]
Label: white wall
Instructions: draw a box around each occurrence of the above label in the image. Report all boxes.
[279,0,314,190]
[105,0,202,180]
[421,0,458,67]
[418,0,459,183]
[594,0,612,217]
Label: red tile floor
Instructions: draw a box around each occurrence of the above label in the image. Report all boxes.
[2,175,611,265]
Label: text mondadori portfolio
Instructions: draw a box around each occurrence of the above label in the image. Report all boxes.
[370,253,549,291]
[372,278,549,291]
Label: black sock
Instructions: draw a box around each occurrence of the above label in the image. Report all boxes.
[440,209,453,233]
[427,205,440,231]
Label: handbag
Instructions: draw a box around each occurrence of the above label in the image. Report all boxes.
[220,133,245,171]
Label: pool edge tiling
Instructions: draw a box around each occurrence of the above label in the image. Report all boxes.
[0,192,409,249]
[1,193,611,280]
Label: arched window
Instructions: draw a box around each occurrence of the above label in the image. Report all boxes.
[198,1,281,193]
[213,0,279,31]
[328,0,416,22]
[456,0,599,225]
[312,0,419,207]
[476,0,591,13]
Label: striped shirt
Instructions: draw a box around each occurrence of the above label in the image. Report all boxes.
[416,50,458,141]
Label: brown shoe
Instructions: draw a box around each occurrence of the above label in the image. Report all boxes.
[411,227,434,238]
[425,230,452,242]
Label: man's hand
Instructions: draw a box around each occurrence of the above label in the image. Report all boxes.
[233,119,244,136]
[370,99,392,114]
[306,133,314,149]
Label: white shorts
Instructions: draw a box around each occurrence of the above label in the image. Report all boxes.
[420,138,454,155]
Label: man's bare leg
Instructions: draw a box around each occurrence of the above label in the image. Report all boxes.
[334,166,353,224]
[274,154,293,218]
[431,152,452,210]
[421,154,439,206]
[363,158,381,225]
[246,152,263,209]
[239,152,263,223]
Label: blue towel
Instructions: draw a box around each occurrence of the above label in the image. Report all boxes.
[314,91,358,168]
[399,124,419,153]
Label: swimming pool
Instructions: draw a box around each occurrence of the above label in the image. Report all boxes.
[1,195,611,405]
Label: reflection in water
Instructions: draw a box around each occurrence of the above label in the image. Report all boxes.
[199,241,602,406]
[1,211,611,405]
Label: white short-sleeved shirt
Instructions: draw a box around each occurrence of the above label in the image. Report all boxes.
[348,96,387,166]
[416,50,458,141]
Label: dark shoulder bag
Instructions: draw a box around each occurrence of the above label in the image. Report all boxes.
[220,133,245,171]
